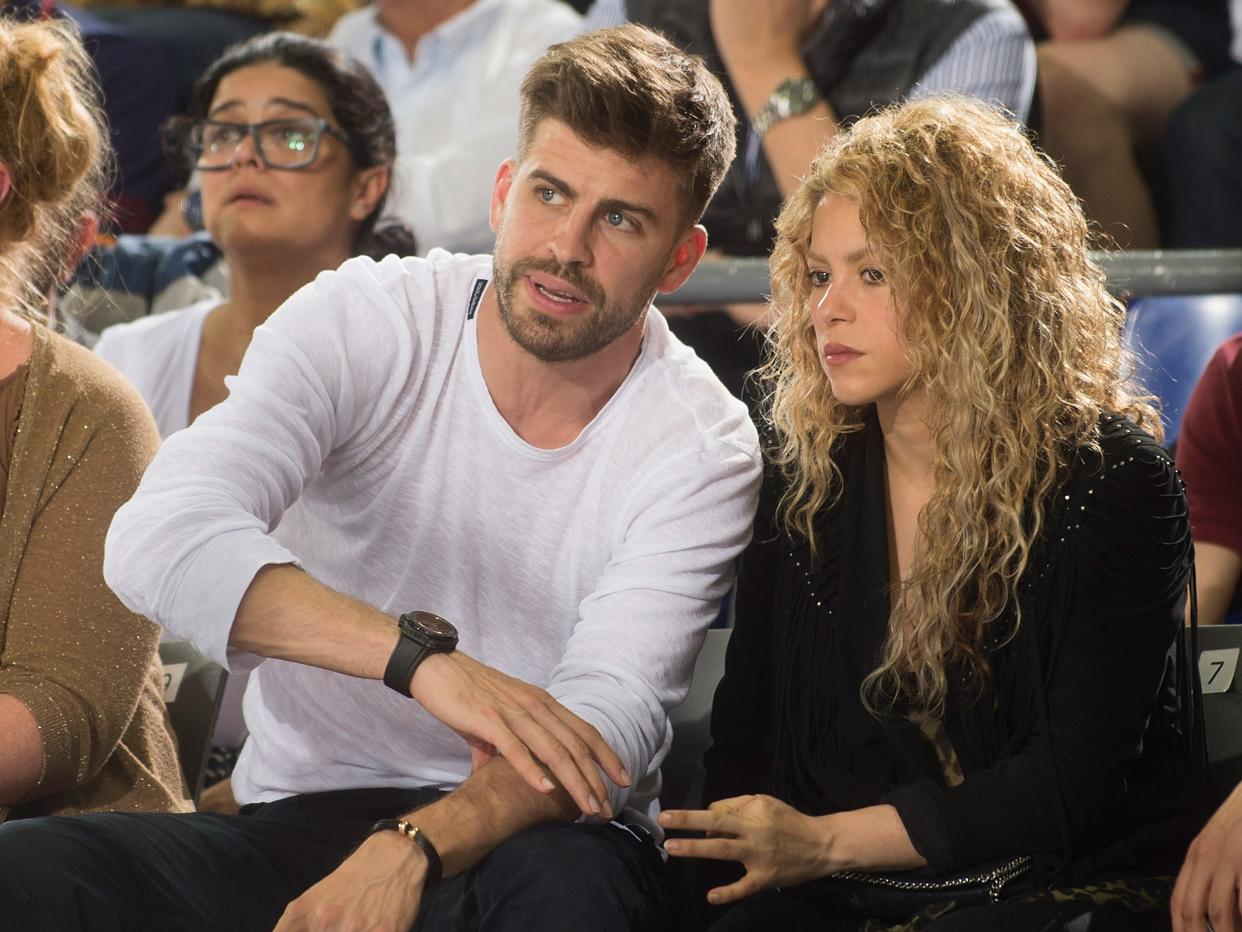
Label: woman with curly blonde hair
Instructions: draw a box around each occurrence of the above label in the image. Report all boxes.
[661,97,1204,930]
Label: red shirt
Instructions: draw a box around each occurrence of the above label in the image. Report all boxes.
[1177,333,1242,557]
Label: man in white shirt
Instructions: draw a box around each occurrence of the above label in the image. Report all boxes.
[0,25,759,932]
[330,0,583,254]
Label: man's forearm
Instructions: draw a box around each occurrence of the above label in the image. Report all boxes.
[229,565,629,819]
[724,51,839,199]
[398,757,578,878]
[229,563,396,678]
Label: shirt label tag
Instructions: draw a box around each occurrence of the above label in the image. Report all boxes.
[162,662,188,703]
[467,278,488,319]
[1200,647,1240,694]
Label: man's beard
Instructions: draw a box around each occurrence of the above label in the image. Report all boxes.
[492,255,652,363]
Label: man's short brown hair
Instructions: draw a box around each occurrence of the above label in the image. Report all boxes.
[518,24,737,227]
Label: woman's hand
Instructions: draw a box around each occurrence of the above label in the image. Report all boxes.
[660,794,836,904]
[1173,781,1242,932]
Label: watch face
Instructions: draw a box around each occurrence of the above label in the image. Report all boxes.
[411,611,457,640]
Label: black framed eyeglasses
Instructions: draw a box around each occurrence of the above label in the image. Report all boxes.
[188,118,350,171]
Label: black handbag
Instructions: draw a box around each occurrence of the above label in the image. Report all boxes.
[805,854,1035,922]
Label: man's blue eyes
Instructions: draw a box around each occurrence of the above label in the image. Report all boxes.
[536,189,632,229]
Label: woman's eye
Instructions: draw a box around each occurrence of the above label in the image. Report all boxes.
[862,267,886,285]
[808,270,831,287]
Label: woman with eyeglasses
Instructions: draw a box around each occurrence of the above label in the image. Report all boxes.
[0,15,189,822]
[96,31,415,440]
[94,32,415,812]
[659,98,1206,930]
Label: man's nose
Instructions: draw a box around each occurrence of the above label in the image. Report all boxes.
[548,208,593,267]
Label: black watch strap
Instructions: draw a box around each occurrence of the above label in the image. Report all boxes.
[383,634,429,698]
[369,819,443,888]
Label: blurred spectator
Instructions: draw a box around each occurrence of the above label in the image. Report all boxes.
[1176,333,1242,626]
[330,0,582,253]
[62,232,228,346]
[0,13,190,822]
[93,32,415,810]
[2,0,273,231]
[1030,0,1234,248]
[1163,0,1242,249]
[584,0,1035,401]
[73,0,361,37]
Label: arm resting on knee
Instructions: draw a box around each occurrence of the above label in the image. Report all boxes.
[0,694,41,806]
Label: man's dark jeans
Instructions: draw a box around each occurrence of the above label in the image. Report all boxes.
[0,787,674,931]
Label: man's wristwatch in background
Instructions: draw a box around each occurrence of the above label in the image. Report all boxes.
[751,76,823,138]
[384,610,459,697]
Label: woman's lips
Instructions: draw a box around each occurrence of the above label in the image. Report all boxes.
[822,343,861,365]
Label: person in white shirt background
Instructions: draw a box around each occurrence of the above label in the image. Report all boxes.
[95,33,418,814]
[329,0,582,254]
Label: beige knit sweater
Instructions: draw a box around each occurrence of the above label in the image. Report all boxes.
[0,324,191,822]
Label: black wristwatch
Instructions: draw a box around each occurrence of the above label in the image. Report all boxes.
[383,610,458,697]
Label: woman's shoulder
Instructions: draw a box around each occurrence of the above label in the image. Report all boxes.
[94,300,214,372]
[38,329,159,445]
[1055,413,1187,559]
[1068,413,1177,492]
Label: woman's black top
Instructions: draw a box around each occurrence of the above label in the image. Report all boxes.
[704,413,1203,879]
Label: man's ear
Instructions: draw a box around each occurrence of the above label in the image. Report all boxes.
[488,159,517,235]
[349,165,390,222]
[656,225,709,295]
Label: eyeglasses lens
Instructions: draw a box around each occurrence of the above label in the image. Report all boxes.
[193,119,322,170]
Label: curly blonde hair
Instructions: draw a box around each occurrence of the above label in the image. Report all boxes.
[0,15,109,321]
[762,97,1157,719]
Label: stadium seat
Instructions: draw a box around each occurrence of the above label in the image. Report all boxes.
[1123,293,1242,445]
[159,640,228,805]
[661,628,731,811]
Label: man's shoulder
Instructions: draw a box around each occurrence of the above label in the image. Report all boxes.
[309,250,489,307]
[465,0,580,60]
[326,7,377,56]
[623,312,760,460]
[269,252,489,355]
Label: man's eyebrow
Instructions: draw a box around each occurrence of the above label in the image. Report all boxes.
[207,97,321,119]
[530,169,576,199]
[528,169,659,224]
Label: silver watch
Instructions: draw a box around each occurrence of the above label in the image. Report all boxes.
[751,76,822,138]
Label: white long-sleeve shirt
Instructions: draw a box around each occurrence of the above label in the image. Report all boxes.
[105,250,761,834]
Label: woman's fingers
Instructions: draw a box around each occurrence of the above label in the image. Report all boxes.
[706,875,765,906]
[659,807,741,835]
[663,835,743,861]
